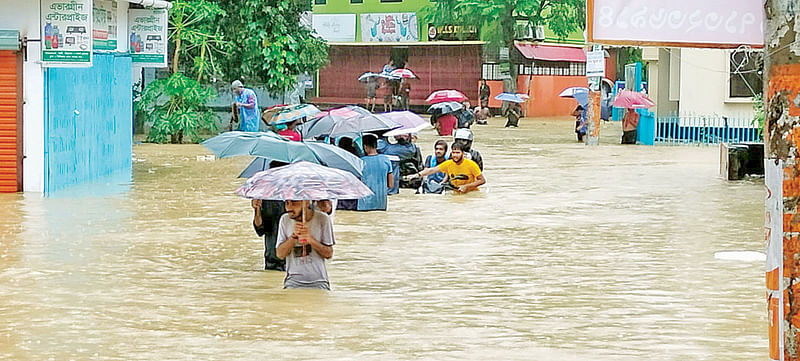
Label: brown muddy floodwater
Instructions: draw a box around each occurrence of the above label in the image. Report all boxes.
[0,117,766,360]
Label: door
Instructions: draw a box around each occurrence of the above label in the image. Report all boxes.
[0,50,21,192]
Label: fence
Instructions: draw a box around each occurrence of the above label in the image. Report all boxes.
[646,113,761,146]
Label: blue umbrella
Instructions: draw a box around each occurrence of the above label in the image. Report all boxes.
[494,93,527,103]
[271,104,321,125]
[202,131,363,177]
[427,101,463,115]
[559,87,589,107]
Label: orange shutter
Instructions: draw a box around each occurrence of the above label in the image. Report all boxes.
[0,50,20,192]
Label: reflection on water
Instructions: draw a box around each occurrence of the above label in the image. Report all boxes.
[0,118,765,360]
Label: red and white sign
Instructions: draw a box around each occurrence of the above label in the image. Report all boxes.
[587,0,763,48]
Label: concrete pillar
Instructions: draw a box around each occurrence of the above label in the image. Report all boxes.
[585,91,601,145]
[764,1,800,359]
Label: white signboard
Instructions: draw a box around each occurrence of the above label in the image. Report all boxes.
[129,8,168,68]
[41,0,93,66]
[586,50,606,77]
[92,0,118,51]
[361,13,418,42]
[588,0,764,48]
[312,14,356,42]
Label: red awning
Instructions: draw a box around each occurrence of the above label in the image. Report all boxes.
[514,42,586,62]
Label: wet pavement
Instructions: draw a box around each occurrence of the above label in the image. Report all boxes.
[0,117,766,360]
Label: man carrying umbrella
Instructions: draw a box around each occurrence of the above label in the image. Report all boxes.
[276,199,335,289]
[621,109,640,144]
[232,80,260,132]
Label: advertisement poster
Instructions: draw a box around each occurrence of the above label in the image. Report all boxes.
[128,8,168,67]
[588,0,763,48]
[41,0,93,66]
[92,0,118,51]
[312,14,356,42]
[586,50,606,77]
[361,13,418,42]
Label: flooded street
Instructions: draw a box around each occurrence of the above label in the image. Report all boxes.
[0,117,765,360]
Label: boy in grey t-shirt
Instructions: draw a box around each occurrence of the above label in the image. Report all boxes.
[276,200,335,290]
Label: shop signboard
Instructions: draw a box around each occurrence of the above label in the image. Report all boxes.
[129,8,168,67]
[361,13,418,42]
[427,23,479,41]
[41,0,93,66]
[312,14,356,42]
[92,0,118,51]
[587,0,763,48]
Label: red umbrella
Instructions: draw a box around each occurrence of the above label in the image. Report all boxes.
[426,89,468,104]
[613,89,655,109]
[390,68,417,79]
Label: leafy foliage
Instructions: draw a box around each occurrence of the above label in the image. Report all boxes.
[218,0,329,94]
[753,93,765,140]
[137,73,218,144]
[136,0,224,143]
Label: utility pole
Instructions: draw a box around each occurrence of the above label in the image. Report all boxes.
[764,1,800,360]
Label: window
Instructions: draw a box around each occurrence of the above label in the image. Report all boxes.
[531,61,585,76]
[482,63,502,80]
[380,0,402,2]
[351,0,363,3]
[729,49,763,99]
[314,0,325,4]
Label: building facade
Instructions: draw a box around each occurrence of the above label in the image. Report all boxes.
[0,0,167,194]
[643,47,760,119]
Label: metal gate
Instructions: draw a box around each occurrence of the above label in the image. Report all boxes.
[0,50,21,192]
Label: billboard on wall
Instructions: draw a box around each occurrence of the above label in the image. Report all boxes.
[41,0,93,67]
[361,13,418,42]
[312,14,356,42]
[587,0,764,48]
[93,0,118,51]
[129,8,168,68]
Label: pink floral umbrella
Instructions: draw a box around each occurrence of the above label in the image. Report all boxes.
[613,89,655,109]
[236,161,373,201]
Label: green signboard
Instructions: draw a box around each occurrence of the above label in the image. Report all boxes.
[41,0,93,67]
[92,0,118,51]
[128,8,168,68]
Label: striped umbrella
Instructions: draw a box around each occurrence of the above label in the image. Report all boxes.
[271,104,321,125]
[390,68,417,79]
[236,161,373,201]
[426,89,467,104]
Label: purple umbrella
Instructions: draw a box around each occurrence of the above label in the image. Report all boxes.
[381,111,431,137]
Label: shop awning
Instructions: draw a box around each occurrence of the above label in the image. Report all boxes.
[514,42,586,62]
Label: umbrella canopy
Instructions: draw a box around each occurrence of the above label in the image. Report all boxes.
[299,106,372,139]
[494,93,528,103]
[236,161,373,201]
[202,131,364,177]
[613,89,655,109]
[390,68,417,79]
[559,87,589,106]
[426,89,467,104]
[358,72,380,82]
[271,104,321,125]
[428,101,463,115]
[382,111,431,137]
[327,113,401,138]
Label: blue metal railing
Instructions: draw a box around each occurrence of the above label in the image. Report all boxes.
[649,113,760,146]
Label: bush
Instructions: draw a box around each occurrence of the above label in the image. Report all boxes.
[136,73,218,144]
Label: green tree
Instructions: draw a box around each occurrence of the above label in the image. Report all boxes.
[218,0,329,94]
[136,0,226,144]
[424,0,585,92]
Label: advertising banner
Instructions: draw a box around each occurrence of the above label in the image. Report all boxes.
[312,14,356,42]
[129,8,168,67]
[427,23,479,41]
[41,0,93,66]
[361,13,418,42]
[587,0,763,48]
[92,0,118,51]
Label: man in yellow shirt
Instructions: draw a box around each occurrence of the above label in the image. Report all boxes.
[407,142,486,193]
